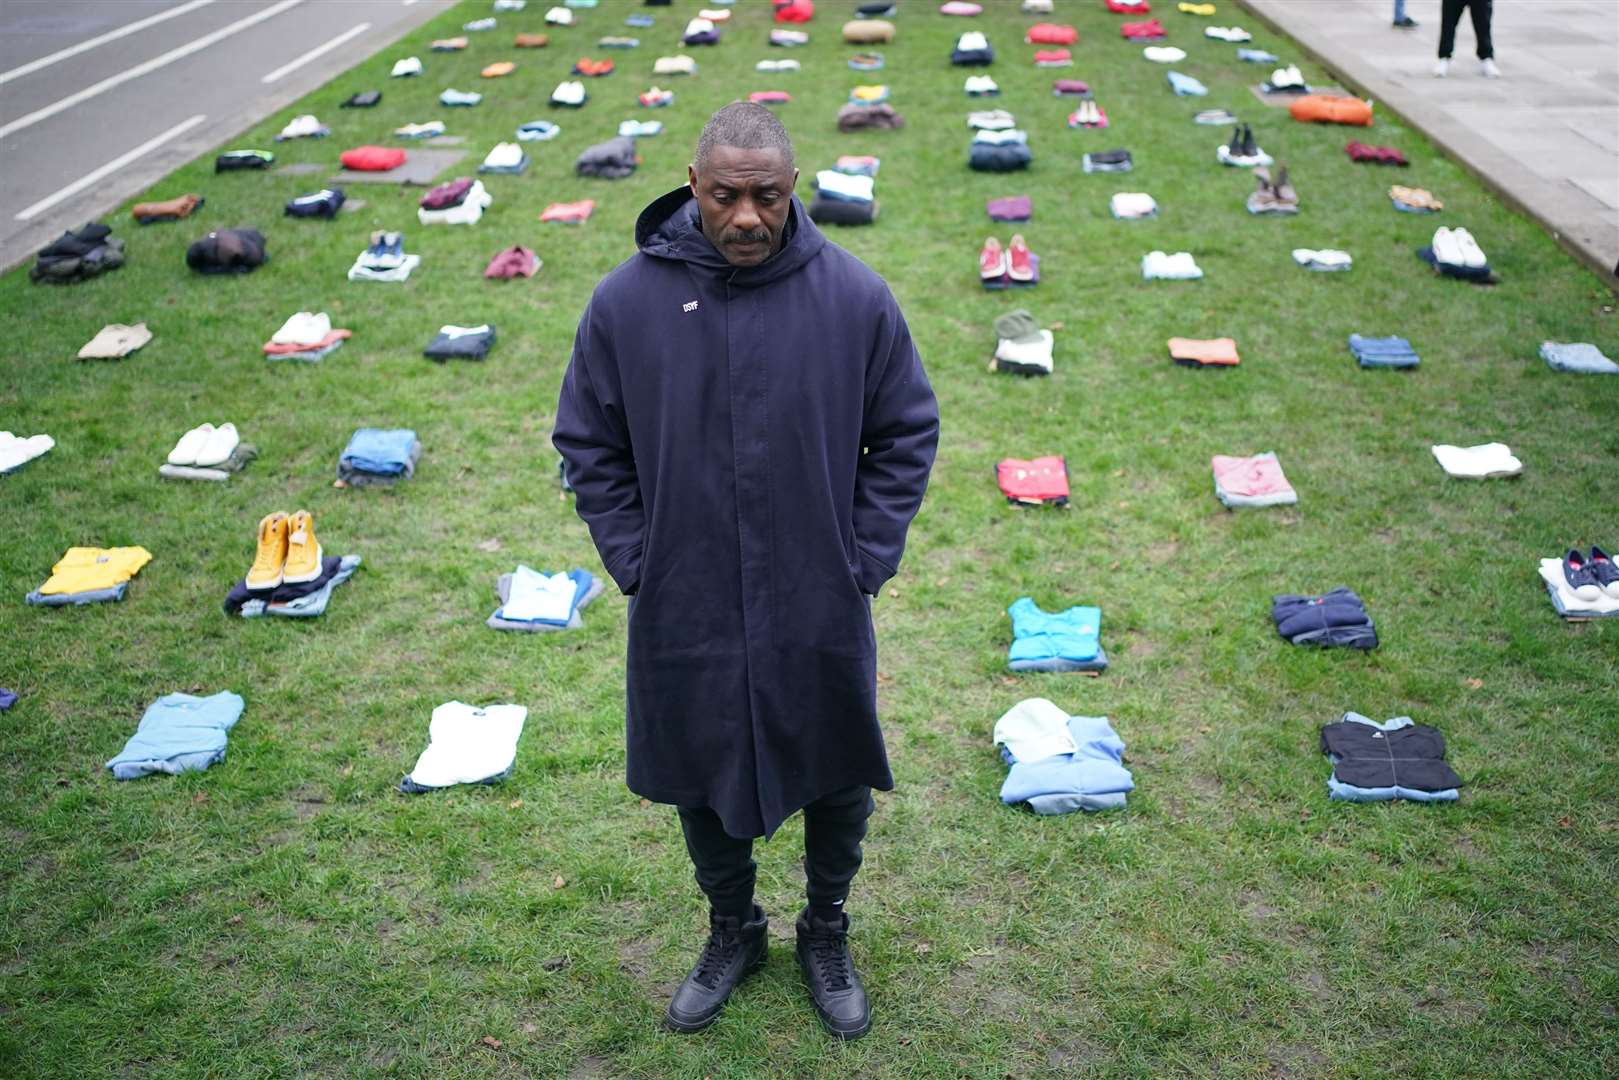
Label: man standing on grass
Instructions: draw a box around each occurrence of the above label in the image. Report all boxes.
[553,102,938,1040]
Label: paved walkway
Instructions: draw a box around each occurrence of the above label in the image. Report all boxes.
[1241,0,1619,282]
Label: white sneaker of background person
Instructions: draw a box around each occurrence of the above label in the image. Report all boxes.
[193,423,240,468]
[1480,58,1500,77]
[1451,227,1488,268]
[168,423,214,466]
[1433,58,1449,77]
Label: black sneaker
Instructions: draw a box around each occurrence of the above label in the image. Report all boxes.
[1393,16,1417,28]
[1241,124,1259,158]
[1562,549,1603,600]
[1588,546,1619,599]
[1227,124,1244,155]
[664,906,768,1033]
[795,910,870,1039]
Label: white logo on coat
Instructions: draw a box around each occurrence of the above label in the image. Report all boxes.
[682,300,699,313]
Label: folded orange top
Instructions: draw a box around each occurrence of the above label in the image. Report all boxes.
[514,33,548,47]
[482,61,515,77]
[1167,337,1239,365]
[1290,95,1373,127]
[263,328,352,355]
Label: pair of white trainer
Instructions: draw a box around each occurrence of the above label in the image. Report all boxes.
[167,423,239,467]
[1432,227,1488,269]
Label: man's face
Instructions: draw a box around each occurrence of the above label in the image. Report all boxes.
[688,145,798,268]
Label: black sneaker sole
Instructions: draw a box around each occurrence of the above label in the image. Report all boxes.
[813,1006,871,1041]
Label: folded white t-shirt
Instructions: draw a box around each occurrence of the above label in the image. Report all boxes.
[405,702,528,788]
[1431,442,1521,478]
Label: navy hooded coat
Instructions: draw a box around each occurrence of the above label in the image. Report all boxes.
[553,187,939,839]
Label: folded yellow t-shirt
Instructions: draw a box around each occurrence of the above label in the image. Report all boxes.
[39,546,153,594]
[1178,2,1216,13]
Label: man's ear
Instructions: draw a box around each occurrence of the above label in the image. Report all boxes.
[688,163,698,196]
[792,167,800,189]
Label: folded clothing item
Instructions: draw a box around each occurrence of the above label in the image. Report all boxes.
[809,195,878,226]
[275,114,327,140]
[1007,599,1102,671]
[0,432,56,475]
[340,145,406,171]
[31,222,125,284]
[778,0,815,22]
[133,194,203,223]
[771,29,809,46]
[400,702,528,793]
[482,61,516,77]
[1431,442,1521,479]
[419,180,492,225]
[1195,109,1238,125]
[1141,250,1201,280]
[497,566,595,624]
[1110,192,1156,218]
[970,141,1032,172]
[159,442,257,481]
[1217,142,1274,167]
[1120,19,1166,39]
[995,699,1132,814]
[395,121,445,139]
[340,428,420,479]
[951,32,994,66]
[1026,22,1077,45]
[573,57,614,77]
[1168,70,1208,96]
[968,108,1017,129]
[464,17,496,31]
[838,103,904,131]
[600,36,639,48]
[940,1,983,14]
[1035,49,1073,67]
[1106,0,1151,10]
[1238,47,1278,63]
[750,91,792,105]
[1143,46,1186,62]
[843,19,894,44]
[425,323,496,360]
[1168,336,1237,367]
[342,90,381,108]
[284,188,346,219]
[1212,452,1295,507]
[1273,587,1377,649]
[541,199,596,224]
[390,56,423,77]
[1083,149,1133,173]
[488,570,605,631]
[515,32,548,47]
[30,545,152,601]
[105,692,244,780]
[1349,333,1418,369]
[997,455,1068,506]
[815,169,874,203]
[760,58,803,72]
[269,309,333,345]
[440,88,483,107]
[79,322,152,360]
[964,75,1000,96]
[485,246,540,279]
[517,120,560,142]
[847,52,883,70]
[1051,79,1090,97]
[1540,341,1617,375]
[982,251,1039,289]
[1390,184,1442,212]
[226,555,361,617]
[1321,713,1461,802]
[993,329,1053,375]
[835,155,879,176]
[1205,25,1251,41]
[432,36,468,51]
[1346,140,1407,166]
[216,149,274,172]
[347,231,420,282]
[849,84,889,104]
[576,136,638,178]
[987,194,1031,221]
[1291,95,1373,125]
[1292,247,1352,271]
[187,228,266,274]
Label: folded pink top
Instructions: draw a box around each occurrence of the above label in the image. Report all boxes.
[262,328,351,355]
[1211,454,1294,498]
[997,455,1070,503]
[1167,337,1239,365]
[540,199,595,223]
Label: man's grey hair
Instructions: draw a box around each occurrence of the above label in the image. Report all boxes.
[693,102,795,174]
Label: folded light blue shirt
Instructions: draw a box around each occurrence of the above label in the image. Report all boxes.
[341,428,419,475]
[106,691,244,779]
[1000,714,1134,814]
[1168,71,1208,96]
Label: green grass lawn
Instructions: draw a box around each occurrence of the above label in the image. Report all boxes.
[3,0,1617,1075]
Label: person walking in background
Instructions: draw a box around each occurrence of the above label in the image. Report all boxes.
[1435,0,1499,77]
[1393,0,1417,29]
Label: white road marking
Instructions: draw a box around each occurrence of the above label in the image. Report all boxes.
[261,21,372,84]
[0,0,304,141]
[0,0,219,86]
[15,113,207,221]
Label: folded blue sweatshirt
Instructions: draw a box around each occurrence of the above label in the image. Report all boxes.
[999,713,1133,814]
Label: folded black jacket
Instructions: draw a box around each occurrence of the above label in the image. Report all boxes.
[970,142,1032,172]
[341,90,381,108]
[224,555,343,613]
[1272,587,1377,649]
[30,223,125,283]
[1089,148,1133,166]
[575,136,638,179]
[951,48,995,66]
[1320,720,1462,792]
[186,228,267,274]
[215,150,273,173]
[284,188,346,219]
[809,195,878,226]
[424,325,497,361]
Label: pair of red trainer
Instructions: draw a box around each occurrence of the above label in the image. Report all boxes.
[980,235,1034,281]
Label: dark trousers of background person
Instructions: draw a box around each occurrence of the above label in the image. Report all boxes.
[678,786,874,920]
[1439,0,1494,59]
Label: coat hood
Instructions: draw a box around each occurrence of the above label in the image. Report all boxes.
[634,186,826,286]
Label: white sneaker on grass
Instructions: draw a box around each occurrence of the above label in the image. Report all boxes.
[194,423,240,468]
[1452,227,1488,268]
[167,424,214,466]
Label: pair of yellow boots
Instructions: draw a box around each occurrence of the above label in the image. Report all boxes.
[248,510,323,590]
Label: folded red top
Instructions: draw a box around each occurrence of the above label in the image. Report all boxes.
[1120,18,1165,38]
[775,0,814,23]
[997,455,1070,504]
[1026,23,1078,45]
[1106,0,1151,11]
[339,146,406,172]
[1034,49,1072,63]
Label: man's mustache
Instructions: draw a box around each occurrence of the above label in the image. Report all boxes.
[725,230,769,244]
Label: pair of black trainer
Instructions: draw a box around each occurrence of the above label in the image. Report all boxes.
[1226,124,1263,159]
[665,907,870,1040]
